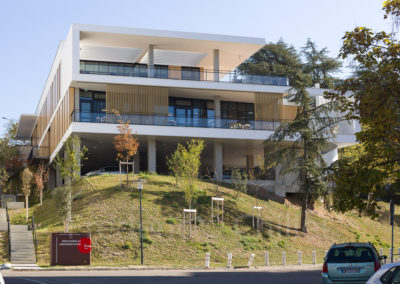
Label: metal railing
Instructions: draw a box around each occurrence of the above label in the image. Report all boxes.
[5,203,10,258]
[31,215,38,258]
[79,60,289,87]
[72,111,290,131]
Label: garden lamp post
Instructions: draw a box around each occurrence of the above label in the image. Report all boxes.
[138,179,144,265]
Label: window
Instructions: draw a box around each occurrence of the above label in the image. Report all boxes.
[326,246,376,263]
[79,89,106,122]
[154,65,168,78]
[181,67,200,80]
[381,267,397,283]
[221,101,254,121]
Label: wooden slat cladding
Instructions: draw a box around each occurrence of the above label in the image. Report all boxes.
[106,85,168,115]
[255,92,299,121]
[255,93,284,121]
[282,105,298,121]
[36,65,61,143]
[48,88,74,155]
[38,130,50,158]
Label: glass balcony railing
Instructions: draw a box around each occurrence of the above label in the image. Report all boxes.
[72,111,289,131]
[79,60,289,87]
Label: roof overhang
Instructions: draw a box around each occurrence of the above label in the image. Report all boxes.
[15,114,38,140]
[76,24,265,71]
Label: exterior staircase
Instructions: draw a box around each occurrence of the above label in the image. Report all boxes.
[10,225,36,264]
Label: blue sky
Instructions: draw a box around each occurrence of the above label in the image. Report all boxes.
[0,0,390,134]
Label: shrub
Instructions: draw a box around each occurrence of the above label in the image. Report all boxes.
[241,236,262,250]
[166,218,176,225]
[277,240,286,248]
[121,241,133,250]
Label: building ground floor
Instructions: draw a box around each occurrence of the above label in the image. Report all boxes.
[47,132,340,198]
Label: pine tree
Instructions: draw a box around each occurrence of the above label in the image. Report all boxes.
[267,69,341,233]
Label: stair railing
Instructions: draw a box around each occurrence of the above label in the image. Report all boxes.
[5,203,10,258]
[31,215,38,258]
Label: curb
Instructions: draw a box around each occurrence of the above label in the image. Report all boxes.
[9,264,322,272]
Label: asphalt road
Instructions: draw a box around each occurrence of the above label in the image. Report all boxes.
[2,268,322,284]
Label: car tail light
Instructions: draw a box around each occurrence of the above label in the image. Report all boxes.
[323,261,328,273]
[374,260,381,271]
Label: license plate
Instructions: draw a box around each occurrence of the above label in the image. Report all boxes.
[340,268,361,273]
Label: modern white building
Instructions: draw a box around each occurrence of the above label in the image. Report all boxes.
[15,24,358,196]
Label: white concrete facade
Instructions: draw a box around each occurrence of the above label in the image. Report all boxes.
[22,24,358,196]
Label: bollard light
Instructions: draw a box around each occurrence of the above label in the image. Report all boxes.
[137,179,143,190]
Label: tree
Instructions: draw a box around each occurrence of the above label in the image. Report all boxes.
[175,139,205,208]
[325,1,400,216]
[301,39,342,89]
[33,162,49,206]
[238,39,303,83]
[21,167,33,221]
[54,136,87,232]
[166,149,184,187]
[231,169,248,198]
[112,110,139,187]
[267,68,341,233]
[238,39,341,88]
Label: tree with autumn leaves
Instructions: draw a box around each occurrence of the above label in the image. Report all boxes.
[33,162,49,206]
[112,111,139,187]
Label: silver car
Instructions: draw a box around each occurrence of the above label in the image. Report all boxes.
[366,263,400,284]
[322,243,386,284]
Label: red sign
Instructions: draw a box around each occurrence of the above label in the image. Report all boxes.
[78,237,91,254]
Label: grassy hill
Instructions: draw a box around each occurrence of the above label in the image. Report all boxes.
[7,173,400,267]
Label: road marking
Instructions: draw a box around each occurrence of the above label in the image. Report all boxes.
[15,278,48,284]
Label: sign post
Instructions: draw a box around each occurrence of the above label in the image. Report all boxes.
[390,199,395,263]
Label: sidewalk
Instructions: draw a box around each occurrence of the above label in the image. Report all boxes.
[7,263,322,272]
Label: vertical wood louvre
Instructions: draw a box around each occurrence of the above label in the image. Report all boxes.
[106,85,168,116]
[255,92,299,121]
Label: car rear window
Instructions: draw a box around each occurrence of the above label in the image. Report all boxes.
[326,246,376,263]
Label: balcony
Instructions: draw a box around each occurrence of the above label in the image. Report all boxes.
[79,60,289,87]
[72,111,289,131]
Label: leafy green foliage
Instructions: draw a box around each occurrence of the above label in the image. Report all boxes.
[21,168,33,220]
[325,1,400,216]
[266,64,342,232]
[166,217,176,225]
[167,139,205,208]
[54,136,87,232]
[231,169,248,198]
[238,39,341,88]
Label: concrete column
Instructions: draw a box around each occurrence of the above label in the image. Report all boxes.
[214,142,223,181]
[134,152,140,173]
[148,44,155,78]
[214,96,221,128]
[148,137,156,173]
[213,49,219,82]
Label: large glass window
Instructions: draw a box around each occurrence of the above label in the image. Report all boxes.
[79,89,106,122]
[181,67,200,81]
[168,97,213,127]
[221,101,254,121]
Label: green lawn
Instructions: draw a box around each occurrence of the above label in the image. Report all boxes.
[7,173,400,267]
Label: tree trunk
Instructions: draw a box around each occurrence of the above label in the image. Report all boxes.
[40,190,43,206]
[126,157,129,188]
[300,194,308,233]
[25,195,29,221]
[65,183,72,233]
